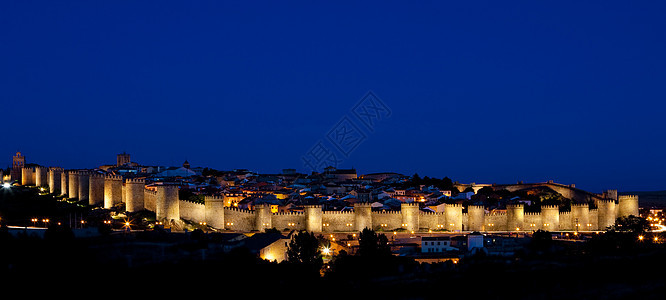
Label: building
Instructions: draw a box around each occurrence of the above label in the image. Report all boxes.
[323,166,357,181]
[117,152,131,166]
[421,236,457,253]
[11,151,25,183]
[467,232,484,252]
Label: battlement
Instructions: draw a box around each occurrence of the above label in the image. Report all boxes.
[125,178,145,184]
[179,198,204,206]
[105,175,123,180]
[467,204,485,209]
[541,205,559,210]
[525,212,540,216]
[597,199,616,205]
[401,202,420,207]
[445,203,464,208]
[303,204,323,209]
[48,167,63,171]
[274,211,304,216]
[225,206,253,214]
[204,195,225,201]
[323,210,354,215]
[571,203,589,208]
[373,210,401,215]
[507,204,525,209]
[618,195,639,201]
[355,202,374,208]
[487,212,506,216]
[89,173,105,178]
[559,211,571,216]
[254,203,273,209]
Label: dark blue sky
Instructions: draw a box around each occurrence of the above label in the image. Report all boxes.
[2,1,666,192]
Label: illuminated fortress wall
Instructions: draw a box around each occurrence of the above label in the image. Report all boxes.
[17,172,642,233]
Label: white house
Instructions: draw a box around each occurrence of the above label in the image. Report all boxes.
[421,236,458,253]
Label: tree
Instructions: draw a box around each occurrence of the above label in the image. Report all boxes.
[586,215,651,255]
[527,229,553,254]
[611,215,650,235]
[286,231,324,268]
[357,228,391,258]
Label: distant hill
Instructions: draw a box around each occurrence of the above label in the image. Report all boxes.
[620,190,666,208]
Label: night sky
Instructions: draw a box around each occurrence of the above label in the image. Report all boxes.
[2,1,665,193]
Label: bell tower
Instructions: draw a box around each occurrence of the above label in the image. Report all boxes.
[12,151,25,183]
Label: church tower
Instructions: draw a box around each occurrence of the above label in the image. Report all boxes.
[11,152,25,183]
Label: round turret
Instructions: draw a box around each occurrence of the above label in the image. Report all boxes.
[506,204,525,231]
[104,175,123,209]
[254,203,273,231]
[541,205,560,231]
[401,202,420,232]
[88,173,105,206]
[60,171,69,197]
[48,167,63,194]
[35,166,48,188]
[78,171,90,202]
[354,202,373,232]
[304,205,323,232]
[444,203,463,232]
[124,178,145,212]
[571,203,590,231]
[156,185,179,222]
[467,205,485,231]
[204,195,226,229]
[68,171,79,199]
[618,195,639,219]
[597,200,616,230]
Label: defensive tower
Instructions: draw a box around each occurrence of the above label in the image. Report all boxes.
[125,178,145,212]
[401,202,420,232]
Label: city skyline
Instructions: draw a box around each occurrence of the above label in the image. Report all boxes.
[2,1,666,192]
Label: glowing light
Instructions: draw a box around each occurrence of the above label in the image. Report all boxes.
[638,235,644,241]
[2,182,10,189]
[321,247,331,255]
